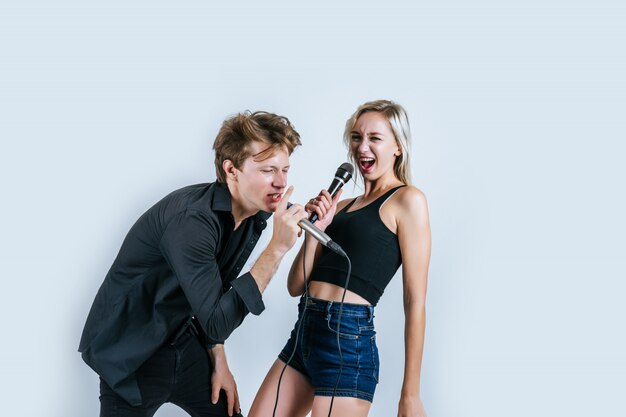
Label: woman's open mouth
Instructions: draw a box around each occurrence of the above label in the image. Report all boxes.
[359,157,375,172]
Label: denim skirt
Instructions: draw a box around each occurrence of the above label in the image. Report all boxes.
[278,296,379,402]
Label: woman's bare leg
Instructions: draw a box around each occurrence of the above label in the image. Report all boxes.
[248,359,315,417]
[311,396,372,417]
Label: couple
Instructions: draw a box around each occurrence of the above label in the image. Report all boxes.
[79,100,431,417]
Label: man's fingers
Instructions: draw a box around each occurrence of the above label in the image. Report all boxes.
[211,386,219,404]
[226,388,235,416]
[294,206,309,222]
[286,203,307,220]
[277,186,294,211]
[234,394,241,414]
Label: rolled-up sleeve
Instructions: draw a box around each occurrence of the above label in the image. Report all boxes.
[230,272,265,315]
[159,209,262,344]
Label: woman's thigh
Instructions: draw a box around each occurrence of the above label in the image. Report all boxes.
[311,395,372,417]
[248,359,315,417]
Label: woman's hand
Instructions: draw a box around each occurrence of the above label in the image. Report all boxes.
[398,394,427,417]
[305,189,343,231]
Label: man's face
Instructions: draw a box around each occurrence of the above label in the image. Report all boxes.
[235,141,290,213]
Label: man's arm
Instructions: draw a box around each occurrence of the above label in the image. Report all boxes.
[160,187,306,344]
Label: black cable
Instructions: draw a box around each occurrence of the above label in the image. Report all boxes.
[272,234,351,417]
[272,237,310,417]
[327,254,351,417]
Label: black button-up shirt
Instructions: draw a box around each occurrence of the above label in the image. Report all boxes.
[78,182,270,406]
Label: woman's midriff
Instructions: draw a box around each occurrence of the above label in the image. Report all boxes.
[307,281,371,305]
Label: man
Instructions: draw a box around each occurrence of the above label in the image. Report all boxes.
[79,111,308,417]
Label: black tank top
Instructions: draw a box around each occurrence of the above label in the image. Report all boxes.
[309,185,405,305]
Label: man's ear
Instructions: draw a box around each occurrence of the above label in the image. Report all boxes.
[222,160,237,181]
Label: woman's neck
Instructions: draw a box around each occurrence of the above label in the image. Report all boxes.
[361,174,404,199]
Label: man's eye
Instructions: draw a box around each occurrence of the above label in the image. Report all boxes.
[261,169,273,173]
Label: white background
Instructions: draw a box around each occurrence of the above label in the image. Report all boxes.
[1,1,625,416]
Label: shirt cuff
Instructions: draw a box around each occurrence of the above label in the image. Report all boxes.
[230,272,265,315]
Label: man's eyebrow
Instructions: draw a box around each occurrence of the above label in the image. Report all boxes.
[260,164,290,169]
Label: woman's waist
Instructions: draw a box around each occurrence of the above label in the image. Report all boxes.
[301,282,374,318]
[299,297,375,320]
[307,280,371,305]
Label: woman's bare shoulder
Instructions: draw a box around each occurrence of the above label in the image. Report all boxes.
[390,185,429,218]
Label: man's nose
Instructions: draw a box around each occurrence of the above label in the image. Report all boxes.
[273,171,287,189]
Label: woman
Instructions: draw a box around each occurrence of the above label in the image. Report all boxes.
[249,100,431,417]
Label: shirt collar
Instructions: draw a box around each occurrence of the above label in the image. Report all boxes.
[212,182,272,226]
[211,182,233,212]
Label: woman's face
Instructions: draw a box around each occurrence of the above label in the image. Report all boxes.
[349,111,401,181]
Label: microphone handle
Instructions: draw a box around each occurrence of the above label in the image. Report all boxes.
[298,218,331,246]
[309,176,345,223]
[286,202,346,257]
[299,218,346,257]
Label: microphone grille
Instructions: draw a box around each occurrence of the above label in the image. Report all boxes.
[339,162,354,175]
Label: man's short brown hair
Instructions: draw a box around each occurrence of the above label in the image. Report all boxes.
[213,111,302,182]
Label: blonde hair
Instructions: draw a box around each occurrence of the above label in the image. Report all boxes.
[343,100,412,185]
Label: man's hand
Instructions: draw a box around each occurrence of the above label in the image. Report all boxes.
[209,345,240,416]
[249,187,308,293]
[267,186,308,254]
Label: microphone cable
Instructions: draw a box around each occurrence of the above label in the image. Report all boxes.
[272,234,352,417]
[272,237,311,417]
[327,254,351,417]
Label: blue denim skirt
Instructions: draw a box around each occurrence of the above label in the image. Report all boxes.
[278,296,379,402]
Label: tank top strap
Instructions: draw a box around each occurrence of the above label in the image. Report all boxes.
[340,197,359,213]
[368,185,406,211]
[340,185,406,214]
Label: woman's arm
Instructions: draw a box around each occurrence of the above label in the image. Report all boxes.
[395,187,431,417]
[286,190,346,296]
[287,233,322,296]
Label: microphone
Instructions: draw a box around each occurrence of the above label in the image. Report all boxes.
[309,162,354,223]
[287,203,346,257]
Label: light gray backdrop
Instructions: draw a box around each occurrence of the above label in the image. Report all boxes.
[1,1,624,416]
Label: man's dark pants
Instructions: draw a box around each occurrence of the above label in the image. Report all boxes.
[99,327,241,417]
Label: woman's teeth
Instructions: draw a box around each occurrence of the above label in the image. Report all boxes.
[360,157,375,169]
